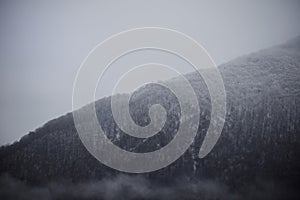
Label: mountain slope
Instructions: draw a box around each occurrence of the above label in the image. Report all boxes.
[0,37,300,198]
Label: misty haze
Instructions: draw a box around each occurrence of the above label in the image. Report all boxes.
[0,1,300,200]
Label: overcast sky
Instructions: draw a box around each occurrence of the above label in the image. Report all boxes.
[0,0,300,145]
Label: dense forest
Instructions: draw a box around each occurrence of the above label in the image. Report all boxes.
[0,37,299,199]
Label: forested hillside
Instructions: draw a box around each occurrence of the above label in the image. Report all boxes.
[0,37,299,200]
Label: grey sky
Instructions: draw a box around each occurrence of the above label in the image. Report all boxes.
[0,0,300,145]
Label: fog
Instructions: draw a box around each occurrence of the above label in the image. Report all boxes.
[1,0,300,145]
[0,174,298,200]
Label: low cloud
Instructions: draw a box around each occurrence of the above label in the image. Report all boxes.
[0,173,298,200]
